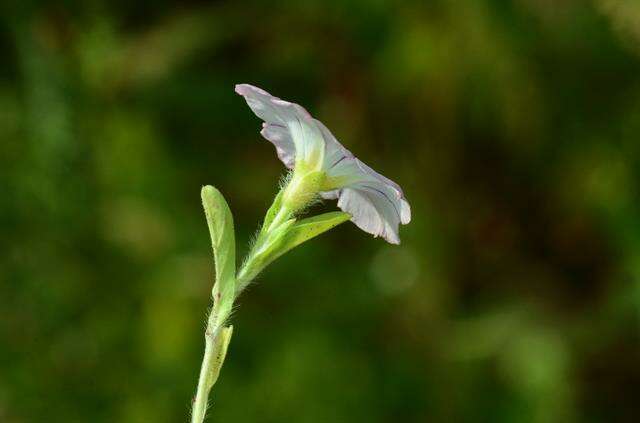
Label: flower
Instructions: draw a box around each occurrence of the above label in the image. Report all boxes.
[235,83,411,244]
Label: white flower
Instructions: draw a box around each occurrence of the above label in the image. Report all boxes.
[236,84,411,244]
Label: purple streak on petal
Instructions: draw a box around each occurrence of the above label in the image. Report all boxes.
[337,187,402,244]
[329,155,348,169]
[359,183,402,221]
[352,159,407,205]
[313,119,355,171]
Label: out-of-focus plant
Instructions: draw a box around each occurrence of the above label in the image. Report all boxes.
[597,0,640,54]
[190,84,411,422]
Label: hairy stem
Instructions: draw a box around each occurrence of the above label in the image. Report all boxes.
[191,310,232,423]
[235,206,292,296]
[191,321,216,423]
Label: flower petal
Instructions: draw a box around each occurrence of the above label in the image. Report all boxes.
[260,122,295,169]
[323,156,411,244]
[314,119,409,220]
[313,118,354,171]
[336,184,409,244]
[235,84,324,169]
[329,157,411,221]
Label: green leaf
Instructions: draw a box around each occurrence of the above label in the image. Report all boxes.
[268,211,351,265]
[201,185,236,316]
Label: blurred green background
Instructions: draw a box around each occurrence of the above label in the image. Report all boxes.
[1,0,640,422]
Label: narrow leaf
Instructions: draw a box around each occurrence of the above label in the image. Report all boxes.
[201,186,236,315]
[269,211,351,264]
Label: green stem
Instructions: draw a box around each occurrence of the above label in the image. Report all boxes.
[191,321,217,423]
[191,310,232,423]
[236,206,292,295]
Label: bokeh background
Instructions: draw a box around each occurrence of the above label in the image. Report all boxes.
[1,0,640,422]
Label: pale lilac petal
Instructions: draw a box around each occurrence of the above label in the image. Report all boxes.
[320,150,410,242]
[336,187,401,244]
[314,120,407,214]
[351,159,408,212]
[326,157,409,243]
[260,122,295,169]
[235,84,324,168]
[313,119,354,171]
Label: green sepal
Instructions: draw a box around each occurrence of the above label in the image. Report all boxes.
[282,170,326,212]
[261,189,284,235]
[201,186,236,318]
